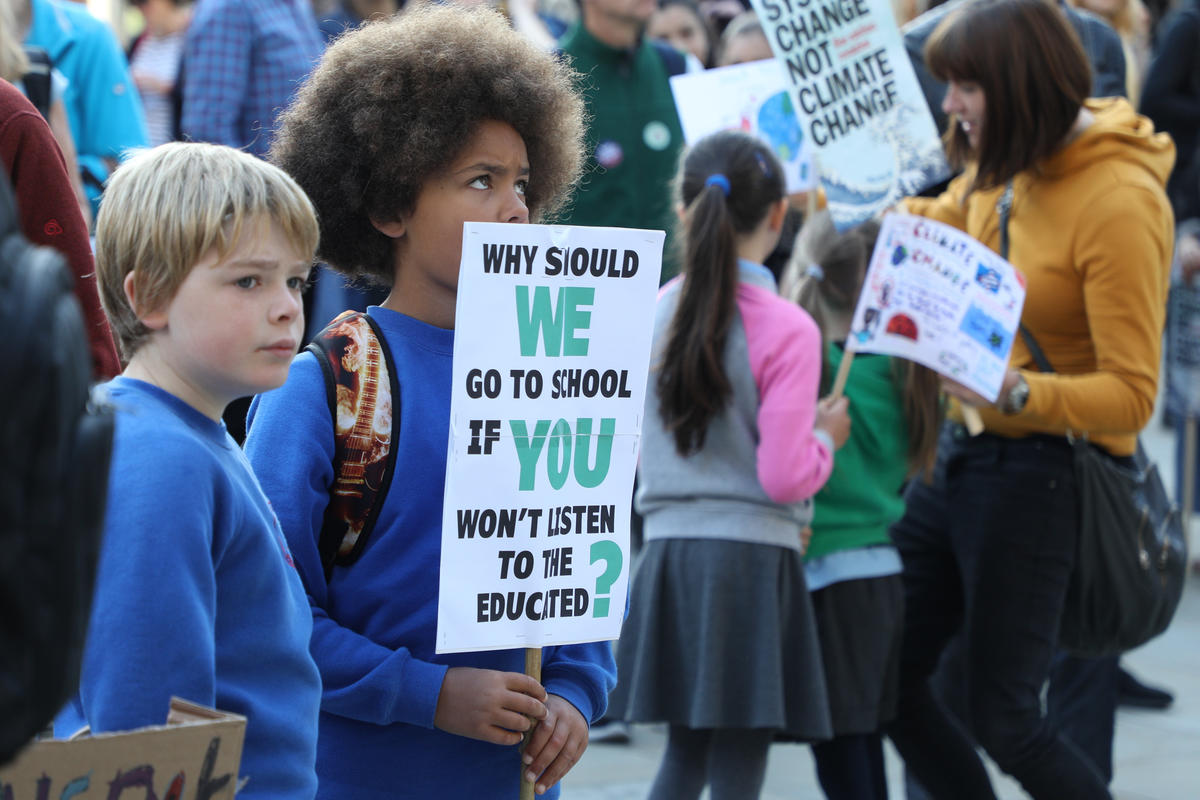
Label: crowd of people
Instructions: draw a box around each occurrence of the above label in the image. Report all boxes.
[1,0,1196,798]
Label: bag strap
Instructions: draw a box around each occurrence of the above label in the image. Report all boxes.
[305,310,401,581]
[997,180,1057,376]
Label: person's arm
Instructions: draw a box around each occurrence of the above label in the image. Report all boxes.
[1139,12,1200,126]
[245,353,458,727]
[742,289,837,502]
[1021,187,1173,434]
[182,0,252,148]
[2,94,119,377]
[899,170,970,230]
[57,14,148,200]
[78,437,220,732]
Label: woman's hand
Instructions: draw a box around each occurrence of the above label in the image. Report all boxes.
[941,369,1023,410]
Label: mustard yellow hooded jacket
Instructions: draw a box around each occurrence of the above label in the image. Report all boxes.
[903,97,1175,456]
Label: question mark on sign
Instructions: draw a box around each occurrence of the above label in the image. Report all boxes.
[589,540,623,617]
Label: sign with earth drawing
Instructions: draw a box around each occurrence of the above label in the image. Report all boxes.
[849,213,1025,402]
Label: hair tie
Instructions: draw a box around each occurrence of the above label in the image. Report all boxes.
[705,174,731,197]
[806,263,825,281]
[754,152,772,176]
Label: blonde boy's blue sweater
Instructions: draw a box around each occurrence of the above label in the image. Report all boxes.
[55,378,321,799]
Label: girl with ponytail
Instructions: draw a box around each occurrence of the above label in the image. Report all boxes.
[614,130,850,800]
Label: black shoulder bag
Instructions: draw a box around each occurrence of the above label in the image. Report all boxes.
[998,182,1188,658]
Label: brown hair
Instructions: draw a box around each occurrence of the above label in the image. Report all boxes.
[787,211,941,479]
[270,4,585,285]
[925,0,1091,193]
[657,130,785,456]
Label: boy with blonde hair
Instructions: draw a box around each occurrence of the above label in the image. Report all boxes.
[55,142,324,800]
[244,5,615,797]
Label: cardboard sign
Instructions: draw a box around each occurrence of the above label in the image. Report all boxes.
[670,58,816,192]
[0,699,246,799]
[849,213,1025,402]
[436,223,663,654]
[1168,285,1200,418]
[748,0,949,229]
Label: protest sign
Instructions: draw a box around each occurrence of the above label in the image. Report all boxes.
[0,699,246,800]
[670,58,816,193]
[1168,285,1200,418]
[848,213,1024,402]
[748,0,949,229]
[436,223,662,654]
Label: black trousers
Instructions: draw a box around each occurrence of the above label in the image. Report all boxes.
[886,424,1110,800]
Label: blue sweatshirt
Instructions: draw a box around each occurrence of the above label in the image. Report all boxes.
[245,307,616,799]
[55,378,321,800]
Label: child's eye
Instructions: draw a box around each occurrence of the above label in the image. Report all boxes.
[235,276,261,289]
[469,175,492,190]
[286,276,306,291]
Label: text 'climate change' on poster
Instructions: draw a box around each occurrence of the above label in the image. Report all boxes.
[850,213,1025,402]
[436,223,663,654]
[749,0,949,229]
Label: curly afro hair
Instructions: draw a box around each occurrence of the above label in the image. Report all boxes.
[270,4,586,285]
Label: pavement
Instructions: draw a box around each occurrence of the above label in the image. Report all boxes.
[561,404,1200,800]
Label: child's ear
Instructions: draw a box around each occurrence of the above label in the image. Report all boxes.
[767,198,789,233]
[123,272,167,331]
[371,215,407,239]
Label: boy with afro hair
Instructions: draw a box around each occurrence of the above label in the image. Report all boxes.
[243,6,615,798]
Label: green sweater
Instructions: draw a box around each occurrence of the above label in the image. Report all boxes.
[556,22,684,281]
[807,345,909,561]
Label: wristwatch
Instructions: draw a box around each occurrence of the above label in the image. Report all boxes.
[1001,375,1030,415]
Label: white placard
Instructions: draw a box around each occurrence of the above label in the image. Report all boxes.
[670,58,816,193]
[849,213,1025,402]
[749,0,950,230]
[436,223,663,654]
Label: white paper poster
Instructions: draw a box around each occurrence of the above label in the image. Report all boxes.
[670,58,816,193]
[436,223,663,654]
[850,213,1025,402]
[749,0,950,229]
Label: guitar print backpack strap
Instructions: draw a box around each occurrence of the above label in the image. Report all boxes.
[305,310,401,580]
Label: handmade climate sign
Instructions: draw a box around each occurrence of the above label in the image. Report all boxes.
[748,0,949,229]
[849,213,1025,402]
[670,58,815,192]
[437,223,663,654]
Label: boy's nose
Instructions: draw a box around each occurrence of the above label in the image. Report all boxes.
[274,285,303,321]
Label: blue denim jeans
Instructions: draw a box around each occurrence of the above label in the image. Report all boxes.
[886,424,1111,800]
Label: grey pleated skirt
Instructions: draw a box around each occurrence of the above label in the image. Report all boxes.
[612,537,833,741]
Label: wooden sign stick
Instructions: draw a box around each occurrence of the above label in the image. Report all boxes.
[519,647,542,800]
[961,405,985,436]
[829,345,854,401]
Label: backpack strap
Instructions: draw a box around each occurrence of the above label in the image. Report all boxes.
[21,47,52,120]
[305,310,401,580]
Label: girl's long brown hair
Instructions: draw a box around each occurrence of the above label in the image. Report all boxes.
[787,211,941,479]
[657,130,785,456]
